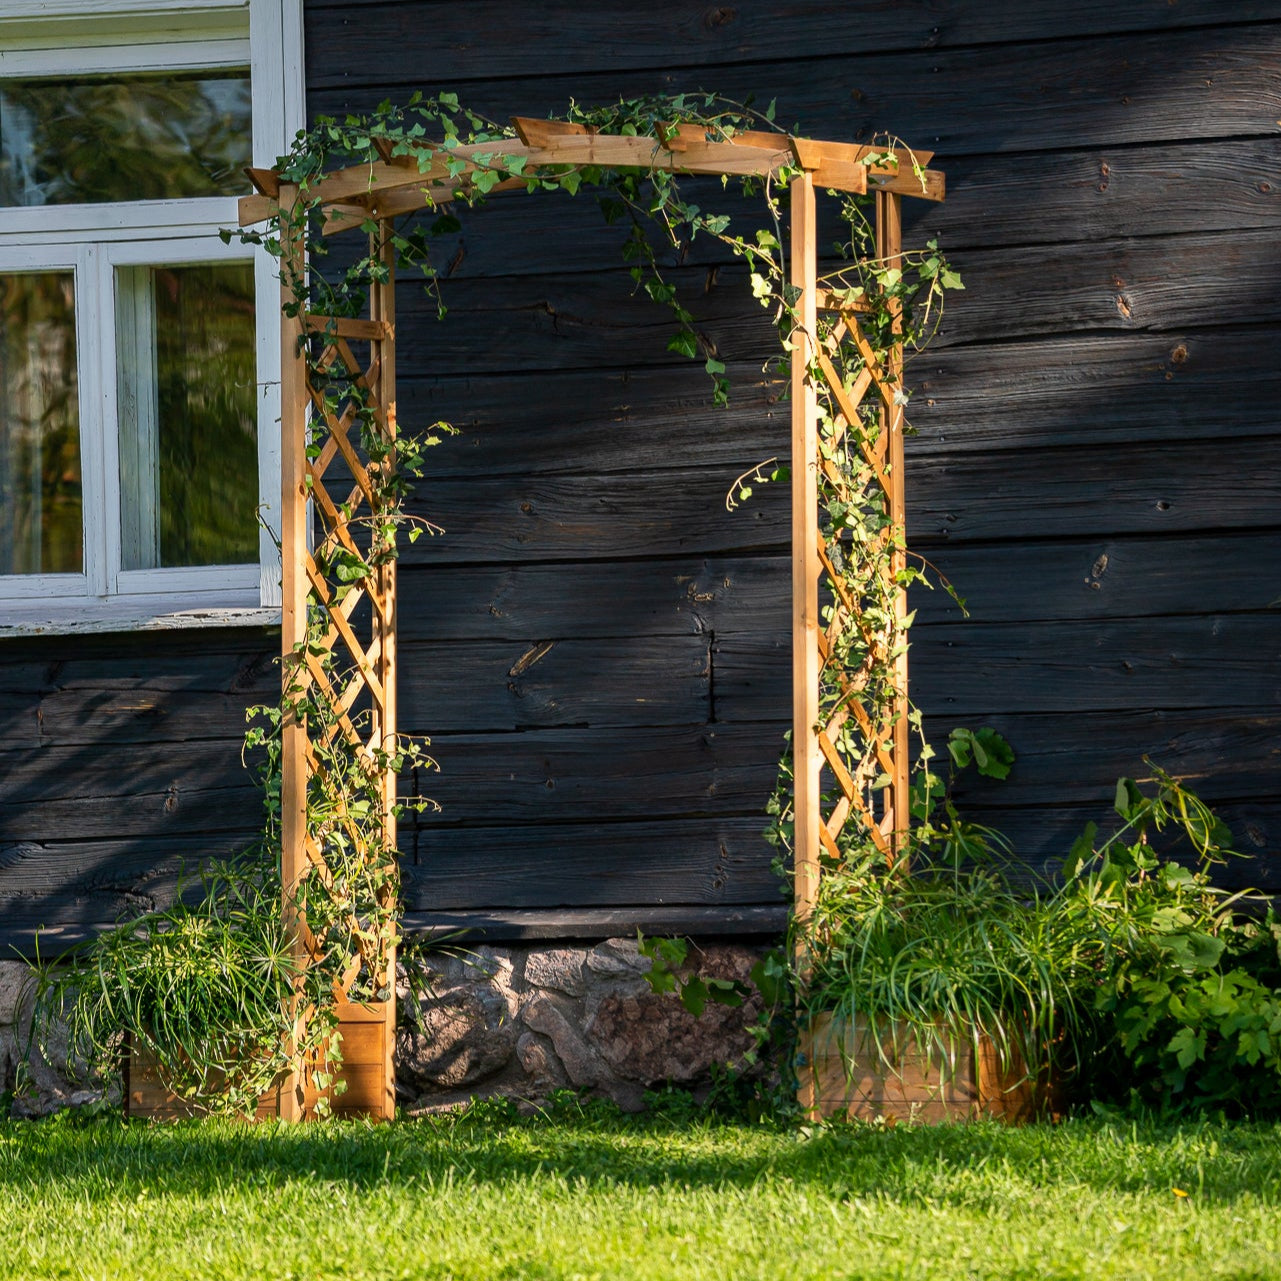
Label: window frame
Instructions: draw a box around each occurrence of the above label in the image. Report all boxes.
[0,0,304,632]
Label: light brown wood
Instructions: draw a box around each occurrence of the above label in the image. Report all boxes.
[792,138,936,169]
[244,166,281,199]
[371,218,399,1120]
[804,1014,1041,1124]
[255,118,941,1125]
[302,315,393,340]
[877,190,909,863]
[789,172,820,1112]
[236,129,942,234]
[512,116,591,146]
[125,1002,393,1121]
[277,184,309,1122]
[870,168,946,203]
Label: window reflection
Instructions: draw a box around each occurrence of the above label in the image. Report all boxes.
[117,262,258,570]
[0,272,82,576]
[0,70,251,206]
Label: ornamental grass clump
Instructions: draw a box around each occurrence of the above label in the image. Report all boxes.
[30,855,338,1119]
[799,845,1082,1099]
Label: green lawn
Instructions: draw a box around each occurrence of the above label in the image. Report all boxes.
[2,1102,1279,1280]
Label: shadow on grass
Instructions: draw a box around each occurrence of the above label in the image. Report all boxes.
[2,1107,1279,1209]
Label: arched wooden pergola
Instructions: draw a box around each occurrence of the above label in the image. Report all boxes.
[237,118,945,1119]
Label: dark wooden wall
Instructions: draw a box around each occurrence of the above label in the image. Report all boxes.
[1,1,1278,952]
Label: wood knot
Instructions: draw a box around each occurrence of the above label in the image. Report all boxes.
[705,6,737,29]
[1169,343,1189,365]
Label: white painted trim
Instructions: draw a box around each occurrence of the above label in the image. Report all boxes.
[0,598,278,638]
[0,573,88,601]
[0,1,247,20]
[0,0,300,622]
[0,200,244,244]
[0,38,247,75]
[117,564,259,594]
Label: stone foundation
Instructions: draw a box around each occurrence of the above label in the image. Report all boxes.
[395,936,768,1113]
[2,938,770,1118]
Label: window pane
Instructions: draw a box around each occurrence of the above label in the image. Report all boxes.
[0,70,250,206]
[117,262,258,570]
[0,272,81,575]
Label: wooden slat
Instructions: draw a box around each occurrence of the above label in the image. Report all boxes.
[878,189,909,856]
[372,218,398,1118]
[519,132,792,177]
[303,314,393,341]
[277,183,308,1123]
[789,170,821,939]
[512,116,591,145]
[868,167,946,202]
[244,166,280,199]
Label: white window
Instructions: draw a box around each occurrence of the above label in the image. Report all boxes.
[0,0,303,633]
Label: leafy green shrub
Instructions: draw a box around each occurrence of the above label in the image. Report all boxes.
[1054,767,1281,1116]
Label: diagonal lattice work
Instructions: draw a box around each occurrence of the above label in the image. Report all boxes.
[791,181,911,934]
[278,210,399,1119]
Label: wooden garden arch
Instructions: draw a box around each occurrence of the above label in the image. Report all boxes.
[239,119,945,1119]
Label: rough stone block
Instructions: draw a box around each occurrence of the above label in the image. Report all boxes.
[524,948,586,997]
[523,994,610,1089]
[397,983,517,1091]
[585,937,651,979]
[0,961,32,1027]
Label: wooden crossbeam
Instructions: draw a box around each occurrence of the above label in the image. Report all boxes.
[303,314,394,341]
[239,124,944,229]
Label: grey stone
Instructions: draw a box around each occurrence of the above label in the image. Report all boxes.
[524,948,586,997]
[396,984,516,1090]
[523,995,612,1089]
[0,962,32,1027]
[585,937,652,979]
[516,1031,567,1091]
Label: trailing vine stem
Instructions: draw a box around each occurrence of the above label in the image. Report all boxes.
[29,92,961,1116]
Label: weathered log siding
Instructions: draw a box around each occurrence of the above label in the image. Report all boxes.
[0,2,1277,950]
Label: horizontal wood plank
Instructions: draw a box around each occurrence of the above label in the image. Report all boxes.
[309,24,1281,159]
[399,634,710,730]
[400,434,1281,567]
[306,1,1275,78]
[403,723,785,823]
[0,740,263,840]
[403,815,781,909]
[385,230,1281,376]
[396,325,1281,484]
[906,436,1281,545]
[402,467,789,565]
[713,613,1281,720]
[399,904,790,941]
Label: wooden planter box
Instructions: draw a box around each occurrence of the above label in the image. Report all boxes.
[802,1013,1041,1124]
[124,998,393,1121]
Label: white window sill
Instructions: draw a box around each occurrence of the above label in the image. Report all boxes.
[0,595,281,637]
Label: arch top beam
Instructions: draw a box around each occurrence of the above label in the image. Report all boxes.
[238,120,943,229]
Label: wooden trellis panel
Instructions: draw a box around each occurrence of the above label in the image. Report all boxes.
[278,192,397,1121]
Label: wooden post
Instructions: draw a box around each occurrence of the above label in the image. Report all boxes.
[790,171,820,1118]
[876,190,909,863]
[370,216,398,1119]
[277,183,308,1121]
